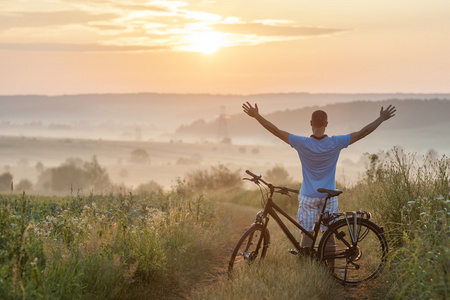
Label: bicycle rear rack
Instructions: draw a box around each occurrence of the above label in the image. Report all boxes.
[341,211,372,245]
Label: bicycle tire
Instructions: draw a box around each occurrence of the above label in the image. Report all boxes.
[228,224,270,275]
[318,218,388,285]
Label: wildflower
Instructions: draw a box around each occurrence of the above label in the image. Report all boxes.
[30,257,38,266]
[407,201,415,205]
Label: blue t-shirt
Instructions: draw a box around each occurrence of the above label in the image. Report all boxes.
[289,134,351,197]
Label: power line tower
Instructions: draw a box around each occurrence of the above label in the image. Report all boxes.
[135,125,142,141]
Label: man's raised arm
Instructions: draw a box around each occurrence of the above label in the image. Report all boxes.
[349,105,396,145]
[242,102,290,144]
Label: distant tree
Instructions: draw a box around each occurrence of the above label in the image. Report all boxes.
[36,169,52,191]
[51,164,86,192]
[266,165,291,183]
[64,157,84,168]
[187,164,241,191]
[136,180,163,194]
[16,179,33,192]
[36,156,111,193]
[221,137,232,144]
[0,172,13,191]
[84,156,111,191]
[35,161,45,173]
[130,148,150,164]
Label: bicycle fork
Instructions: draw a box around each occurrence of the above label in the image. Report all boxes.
[251,211,270,257]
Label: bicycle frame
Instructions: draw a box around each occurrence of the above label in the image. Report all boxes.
[255,185,332,255]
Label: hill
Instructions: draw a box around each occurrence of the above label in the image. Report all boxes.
[1,93,449,141]
[175,99,450,154]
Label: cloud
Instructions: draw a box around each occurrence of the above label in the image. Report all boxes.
[88,24,129,31]
[0,42,168,52]
[117,4,170,12]
[0,11,118,30]
[0,2,349,53]
[212,23,348,37]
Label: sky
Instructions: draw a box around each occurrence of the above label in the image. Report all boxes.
[0,0,449,95]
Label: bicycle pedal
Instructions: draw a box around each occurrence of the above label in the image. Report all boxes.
[288,249,298,255]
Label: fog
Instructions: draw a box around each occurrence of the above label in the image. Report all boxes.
[1,93,449,194]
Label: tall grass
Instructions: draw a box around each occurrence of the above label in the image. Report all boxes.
[356,147,449,227]
[351,148,450,299]
[0,186,223,299]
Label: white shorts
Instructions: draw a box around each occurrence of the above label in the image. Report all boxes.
[297,194,339,232]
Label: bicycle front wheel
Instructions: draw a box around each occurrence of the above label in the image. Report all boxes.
[318,218,388,285]
[228,225,270,275]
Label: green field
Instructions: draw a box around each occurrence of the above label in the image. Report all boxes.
[1,148,449,299]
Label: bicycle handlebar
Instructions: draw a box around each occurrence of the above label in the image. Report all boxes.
[244,170,299,194]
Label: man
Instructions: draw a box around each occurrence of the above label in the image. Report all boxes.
[242,102,396,248]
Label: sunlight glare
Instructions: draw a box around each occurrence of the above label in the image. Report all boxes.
[181,31,227,54]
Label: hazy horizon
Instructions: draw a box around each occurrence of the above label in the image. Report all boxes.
[1,95,449,193]
[1,93,449,142]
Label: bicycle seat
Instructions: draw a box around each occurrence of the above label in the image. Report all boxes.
[317,188,343,197]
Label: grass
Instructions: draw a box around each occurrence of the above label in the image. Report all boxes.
[197,148,449,300]
[1,148,449,299]
[0,186,231,299]
[193,216,347,300]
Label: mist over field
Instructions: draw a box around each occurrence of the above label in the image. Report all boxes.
[1,93,449,193]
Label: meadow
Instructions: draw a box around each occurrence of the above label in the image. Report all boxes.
[0,148,448,299]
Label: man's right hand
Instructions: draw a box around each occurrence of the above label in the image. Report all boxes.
[242,102,259,118]
[242,101,290,144]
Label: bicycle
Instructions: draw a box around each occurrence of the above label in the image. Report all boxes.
[228,170,388,285]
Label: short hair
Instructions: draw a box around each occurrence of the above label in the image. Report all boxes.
[311,110,328,127]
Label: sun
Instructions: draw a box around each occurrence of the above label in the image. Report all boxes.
[181,31,227,54]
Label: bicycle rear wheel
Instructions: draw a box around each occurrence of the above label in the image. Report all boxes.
[228,225,270,275]
[318,218,388,285]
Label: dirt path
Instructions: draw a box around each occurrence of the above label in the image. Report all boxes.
[187,202,257,299]
[187,201,381,300]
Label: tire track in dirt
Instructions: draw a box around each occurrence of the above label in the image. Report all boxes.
[187,202,258,299]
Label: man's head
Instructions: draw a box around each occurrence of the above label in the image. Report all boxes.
[311,110,328,128]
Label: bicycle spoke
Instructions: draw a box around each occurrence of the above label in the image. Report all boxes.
[319,218,387,285]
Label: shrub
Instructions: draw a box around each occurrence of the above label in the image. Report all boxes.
[15,179,33,192]
[136,181,163,194]
[0,172,13,192]
[36,157,111,193]
[266,165,292,184]
[130,148,150,164]
[186,164,241,191]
